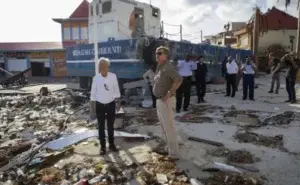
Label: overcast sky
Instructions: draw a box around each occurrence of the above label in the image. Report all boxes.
[0,0,298,43]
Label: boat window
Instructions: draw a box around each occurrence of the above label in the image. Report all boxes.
[102,1,112,14]
[152,8,159,17]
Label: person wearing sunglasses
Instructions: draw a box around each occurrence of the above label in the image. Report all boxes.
[90,57,121,155]
[153,46,183,161]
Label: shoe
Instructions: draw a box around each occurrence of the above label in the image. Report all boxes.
[249,98,255,101]
[290,100,297,104]
[201,99,206,103]
[231,94,235,97]
[242,97,247,100]
[183,108,188,111]
[275,91,279,94]
[109,144,119,152]
[285,100,291,103]
[268,90,273,93]
[197,100,201,103]
[225,95,230,97]
[100,148,106,155]
[176,110,180,113]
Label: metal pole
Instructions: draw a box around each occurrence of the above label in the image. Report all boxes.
[180,25,182,41]
[296,8,300,57]
[200,30,203,42]
[93,1,99,75]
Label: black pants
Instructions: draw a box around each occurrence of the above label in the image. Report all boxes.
[243,74,254,99]
[195,78,206,101]
[96,101,116,148]
[286,77,296,101]
[176,76,192,111]
[149,85,156,108]
[226,74,237,96]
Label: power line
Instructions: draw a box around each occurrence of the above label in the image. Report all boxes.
[182,30,203,37]
[163,22,181,27]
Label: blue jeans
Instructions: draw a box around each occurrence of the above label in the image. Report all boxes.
[243,74,254,99]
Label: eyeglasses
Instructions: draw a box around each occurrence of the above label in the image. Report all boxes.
[156,52,163,56]
[104,83,108,91]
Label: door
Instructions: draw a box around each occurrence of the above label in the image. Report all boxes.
[131,7,144,38]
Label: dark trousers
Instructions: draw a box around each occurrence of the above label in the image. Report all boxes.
[195,78,206,101]
[176,76,192,111]
[243,74,255,99]
[96,101,116,148]
[226,74,237,96]
[149,85,156,108]
[286,77,296,101]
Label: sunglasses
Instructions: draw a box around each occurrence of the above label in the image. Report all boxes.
[156,52,164,56]
[104,83,108,91]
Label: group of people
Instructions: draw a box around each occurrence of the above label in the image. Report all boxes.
[143,53,208,112]
[222,55,257,100]
[269,51,299,104]
[89,46,299,162]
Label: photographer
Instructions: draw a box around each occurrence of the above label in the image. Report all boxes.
[280,52,299,104]
[241,56,257,101]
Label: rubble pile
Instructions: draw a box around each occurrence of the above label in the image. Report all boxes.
[139,153,190,185]
[235,131,284,149]
[203,172,262,185]
[262,111,300,126]
[209,148,259,164]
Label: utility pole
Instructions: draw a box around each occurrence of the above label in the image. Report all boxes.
[180,25,182,41]
[93,1,99,75]
[200,30,203,42]
[297,8,300,57]
[253,6,260,66]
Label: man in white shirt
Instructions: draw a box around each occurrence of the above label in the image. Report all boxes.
[176,54,195,112]
[241,56,256,100]
[143,64,157,108]
[90,57,121,155]
[225,56,238,97]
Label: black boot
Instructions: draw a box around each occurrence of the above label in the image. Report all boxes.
[109,144,119,152]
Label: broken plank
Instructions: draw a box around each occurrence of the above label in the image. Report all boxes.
[188,136,224,147]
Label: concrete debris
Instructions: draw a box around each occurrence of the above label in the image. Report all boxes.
[44,130,150,150]
[202,172,262,185]
[123,80,147,89]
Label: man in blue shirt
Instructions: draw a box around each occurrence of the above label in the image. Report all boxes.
[241,56,257,101]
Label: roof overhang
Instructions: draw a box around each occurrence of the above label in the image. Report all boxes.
[234,27,249,36]
[53,18,88,24]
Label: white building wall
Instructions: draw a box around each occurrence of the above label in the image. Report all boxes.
[259,30,297,52]
[88,0,161,43]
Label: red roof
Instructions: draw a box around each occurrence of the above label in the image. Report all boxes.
[264,7,298,30]
[69,0,89,18]
[0,42,64,51]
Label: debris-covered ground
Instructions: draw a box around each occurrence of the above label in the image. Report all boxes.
[0,74,300,185]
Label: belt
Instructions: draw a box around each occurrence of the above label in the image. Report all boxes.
[156,95,174,99]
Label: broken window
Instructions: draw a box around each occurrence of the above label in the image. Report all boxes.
[90,5,93,16]
[152,8,159,17]
[102,1,112,14]
[96,3,99,15]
